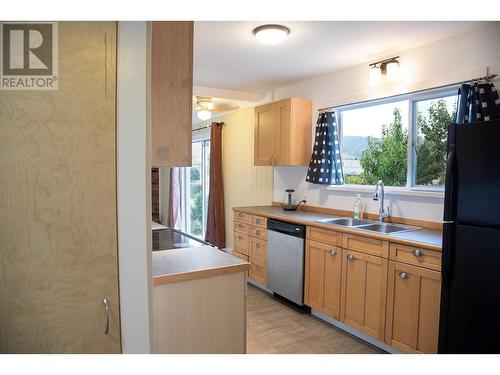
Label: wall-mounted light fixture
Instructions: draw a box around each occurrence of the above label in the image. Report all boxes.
[369,56,400,87]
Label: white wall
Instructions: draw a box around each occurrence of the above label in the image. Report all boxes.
[272,22,500,222]
[117,21,152,353]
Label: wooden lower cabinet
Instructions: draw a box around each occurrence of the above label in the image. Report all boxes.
[340,249,388,341]
[385,261,441,353]
[304,240,342,320]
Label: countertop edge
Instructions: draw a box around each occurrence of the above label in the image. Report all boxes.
[233,206,442,251]
[153,262,251,286]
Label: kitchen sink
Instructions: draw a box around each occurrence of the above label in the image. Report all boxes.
[357,223,417,234]
[316,217,373,227]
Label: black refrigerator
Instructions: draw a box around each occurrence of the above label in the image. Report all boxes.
[439,119,500,353]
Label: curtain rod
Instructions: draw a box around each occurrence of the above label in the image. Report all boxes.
[192,122,225,132]
[316,73,498,113]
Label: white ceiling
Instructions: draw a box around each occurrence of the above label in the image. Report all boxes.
[194,21,481,93]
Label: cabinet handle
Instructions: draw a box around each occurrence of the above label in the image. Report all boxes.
[412,249,424,258]
[399,272,409,280]
[347,254,356,262]
[255,265,261,271]
[238,235,243,240]
[256,243,261,249]
[238,223,243,228]
[256,230,261,235]
[238,213,243,218]
[256,219,261,224]
[102,297,110,335]
[330,250,337,257]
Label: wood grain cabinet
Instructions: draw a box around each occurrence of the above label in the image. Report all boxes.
[304,239,343,320]
[340,249,388,341]
[151,21,194,167]
[385,261,441,354]
[254,97,312,166]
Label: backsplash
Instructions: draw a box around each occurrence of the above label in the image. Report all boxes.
[273,166,444,222]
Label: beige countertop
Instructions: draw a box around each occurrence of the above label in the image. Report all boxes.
[233,205,442,251]
[152,246,250,285]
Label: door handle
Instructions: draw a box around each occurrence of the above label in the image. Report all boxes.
[102,297,110,335]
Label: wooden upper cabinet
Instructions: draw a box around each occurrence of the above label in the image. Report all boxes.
[340,249,388,341]
[254,97,312,166]
[385,261,441,354]
[304,239,342,320]
[151,21,194,167]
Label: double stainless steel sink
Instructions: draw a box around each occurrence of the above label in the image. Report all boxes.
[315,217,420,235]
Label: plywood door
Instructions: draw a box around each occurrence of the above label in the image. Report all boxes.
[385,261,441,353]
[151,21,194,167]
[0,22,121,353]
[340,249,388,341]
[275,98,291,165]
[254,103,275,165]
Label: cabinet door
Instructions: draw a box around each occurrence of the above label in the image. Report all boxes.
[254,103,275,165]
[341,249,388,341]
[275,99,291,165]
[304,240,342,320]
[304,240,325,309]
[323,246,343,320]
[151,21,193,167]
[385,261,441,353]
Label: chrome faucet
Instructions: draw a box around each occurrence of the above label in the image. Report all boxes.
[373,180,389,222]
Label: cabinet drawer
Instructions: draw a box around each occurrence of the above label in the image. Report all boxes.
[389,243,441,271]
[233,221,250,234]
[232,251,249,262]
[251,215,267,228]
[250,238,267,261]
[308,227,342,247]
[250,226,267,240]
[233,211,251,224]
[249,258,267,285]
[343,233,389,258]
[233,232,250,255]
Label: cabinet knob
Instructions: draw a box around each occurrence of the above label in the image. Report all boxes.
[255,265,261,271]
[399,272,409,280]
[238,235,243,240]
[256,243,261,249]
[256,230,261,235]
[238,223,243,228]
[238,213,243,218]
[347,254,356,262]
[412,249,424,258]
[330,250,337,257]
[256,219,261,224]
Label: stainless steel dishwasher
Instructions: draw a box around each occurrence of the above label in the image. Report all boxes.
[267,218,306,306]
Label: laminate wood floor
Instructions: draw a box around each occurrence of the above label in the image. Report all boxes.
[246,284,383,354]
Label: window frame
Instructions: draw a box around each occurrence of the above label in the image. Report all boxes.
[333,85,459,194]
[181,137,211,239]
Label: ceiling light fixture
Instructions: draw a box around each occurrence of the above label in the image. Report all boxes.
[197,110,212,121]
[368,56,400,86]
[253,24,290,45]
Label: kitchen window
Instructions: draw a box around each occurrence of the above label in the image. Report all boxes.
[181,139,210,238]
[336,86,458,190]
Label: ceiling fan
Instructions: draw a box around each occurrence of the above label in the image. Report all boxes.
[194,96,240,121]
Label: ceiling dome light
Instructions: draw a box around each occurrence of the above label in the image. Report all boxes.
[253,24,289,45]
[197,110,212,121]
[369,65,382,87]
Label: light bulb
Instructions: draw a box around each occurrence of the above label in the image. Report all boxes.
[386,61,400,82]
[197,110,212,121]
[253,25,289,45]
[369,66,382,87]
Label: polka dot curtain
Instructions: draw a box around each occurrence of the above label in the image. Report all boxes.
[456,82,500,123]
[305,111,344,185]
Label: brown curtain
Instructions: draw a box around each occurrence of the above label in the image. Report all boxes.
[205,122,226,248]
[167,167,182,229]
